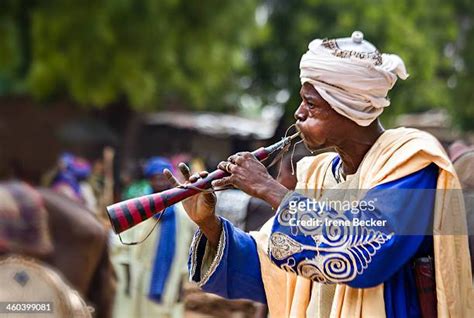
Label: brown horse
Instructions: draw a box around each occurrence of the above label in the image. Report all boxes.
[0,183,115,318]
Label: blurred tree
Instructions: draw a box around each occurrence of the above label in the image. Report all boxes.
[1,0,473,130]
[451,0,474,130]
[249,0,460,127]
[0,0,258,110]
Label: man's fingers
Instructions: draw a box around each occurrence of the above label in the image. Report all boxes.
[189,173,200,183]
[178,162,191,180]
[228,154,238,163]
[217,161,226,170]
[228,152,246,163]
[187,171,209,183]
[217,161,236,173]
[228,152,254,166]
[189,171,209,183]
[163,169,180,187]
[234,156,246,165]
[212,176,233,188]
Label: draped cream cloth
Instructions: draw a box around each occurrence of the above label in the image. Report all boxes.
[300,39,408,126]
[250,127,474,317]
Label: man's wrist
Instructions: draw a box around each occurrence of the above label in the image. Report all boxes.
[259,179,289,210]
[198,215,222,249]
[197,214,220,230]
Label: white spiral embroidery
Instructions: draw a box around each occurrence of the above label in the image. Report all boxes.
[298,262,327,283]
[277,208,294,224]
[281,257,297,274]
[322,216,352,248]
[277,208,324,236]
[270,232,304,260]
[322,252,356,281]
[269,224,393,283]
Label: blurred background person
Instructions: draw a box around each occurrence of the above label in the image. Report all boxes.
[87,146,116,226]
[49,153,97,212]
[111,156,195,318]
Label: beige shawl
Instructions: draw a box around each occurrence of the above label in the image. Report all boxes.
[251,127,473,317]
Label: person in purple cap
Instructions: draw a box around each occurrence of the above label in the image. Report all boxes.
[50,153,93,206]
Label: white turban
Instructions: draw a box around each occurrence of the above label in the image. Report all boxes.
[300,37,408,126]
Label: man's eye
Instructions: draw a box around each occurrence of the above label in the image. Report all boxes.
[307,101,315,108]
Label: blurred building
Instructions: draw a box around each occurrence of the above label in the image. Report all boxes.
[0,96,124,183]
[395,109,464,148]
[0,94,284,186]
[121,110,284,173]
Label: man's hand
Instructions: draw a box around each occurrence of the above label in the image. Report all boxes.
[163,163,222,248]
[213,152,289,209]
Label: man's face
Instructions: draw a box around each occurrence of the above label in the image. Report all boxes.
[149,173,172,193]
[294,83,350,151]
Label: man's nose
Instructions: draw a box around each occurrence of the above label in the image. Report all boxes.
[294,103,307,121]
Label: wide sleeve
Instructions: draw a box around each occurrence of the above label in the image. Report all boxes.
[188,217,267,304]
[269,163,438,288]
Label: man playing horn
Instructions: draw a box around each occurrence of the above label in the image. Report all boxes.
[166,31,473,317]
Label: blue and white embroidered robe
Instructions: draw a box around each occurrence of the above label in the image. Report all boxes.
[188,152,438,318]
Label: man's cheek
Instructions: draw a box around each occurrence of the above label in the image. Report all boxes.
[305,123,324,142]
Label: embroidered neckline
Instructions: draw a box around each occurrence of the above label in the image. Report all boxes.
[334,158,346,184]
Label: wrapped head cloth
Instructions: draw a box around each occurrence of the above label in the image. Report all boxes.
[300,31,408,126]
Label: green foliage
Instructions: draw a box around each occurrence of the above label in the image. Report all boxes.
[249,0,460,126]
[451,0,474,130]
[1,0,474,130]
[0,0,258,110]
